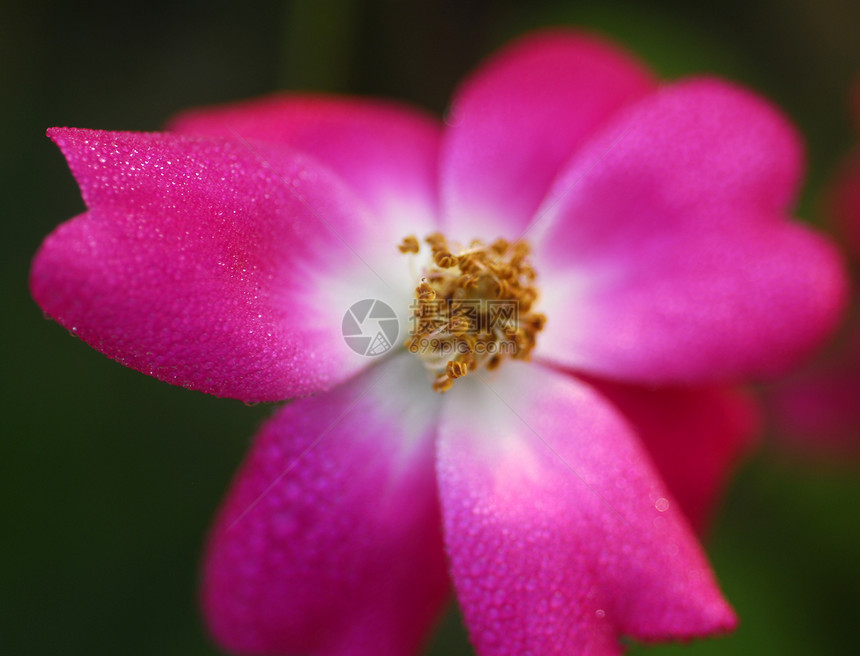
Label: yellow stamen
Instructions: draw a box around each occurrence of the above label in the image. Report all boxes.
[416,280,436,301]
[433,250,457,268]
[398,235,420,254]
[446,360,469,379]
[432,374,454,393]
[399,231,546,392]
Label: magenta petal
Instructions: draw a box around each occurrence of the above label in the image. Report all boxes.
[769,362,860,453]
[587,379,760,534]
[170,94,441,236]
[439,29,655,238]
[535,80,847,383]
[437,363,736,655]
[204,354,449,655]
[31,128,395,401]
[767,324,860,453]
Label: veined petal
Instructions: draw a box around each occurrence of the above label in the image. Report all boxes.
[533,80,847,384]
[203,353,448,656]
[439,29,655,239]
[32,128,406,401]
[437,362,735,656]
[170,94,441,238]
[586,379,760,534]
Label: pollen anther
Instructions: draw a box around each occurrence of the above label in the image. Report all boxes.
[398,235,420,254]
[399,231,546,393]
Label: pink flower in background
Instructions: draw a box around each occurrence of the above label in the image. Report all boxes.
[767,87,860,455]
[31,30,846,656]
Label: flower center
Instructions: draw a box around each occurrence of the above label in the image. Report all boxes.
[398,232,546,393]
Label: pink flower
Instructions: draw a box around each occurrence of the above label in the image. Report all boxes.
[767,85,860,455]
[31,30,846,655]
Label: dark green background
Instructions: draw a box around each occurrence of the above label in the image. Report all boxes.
[3,1,859,654]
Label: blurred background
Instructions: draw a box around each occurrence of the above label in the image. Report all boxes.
[2,1,859,654]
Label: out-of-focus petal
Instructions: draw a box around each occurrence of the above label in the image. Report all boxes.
[204,354,449,656]
[31,128,402,401]
[766,139,860,453]
[767,323,860,453]
[586,379,760,534]
[437,362,736,656]
[532,80,847,384]
[439,29,655,239]
[829,150,860,258]
[170,94,441,238]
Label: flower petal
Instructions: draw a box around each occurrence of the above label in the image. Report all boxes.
[437,362,735,656]
[585,379,760,534]
[170,94,441,237]
[768,365,860,454]
[439,29,655,239]
[829,149,860,258]
[203,353,449,655]
[31,128,402,401]
[766,323,860,453]
[533,80,847,383]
